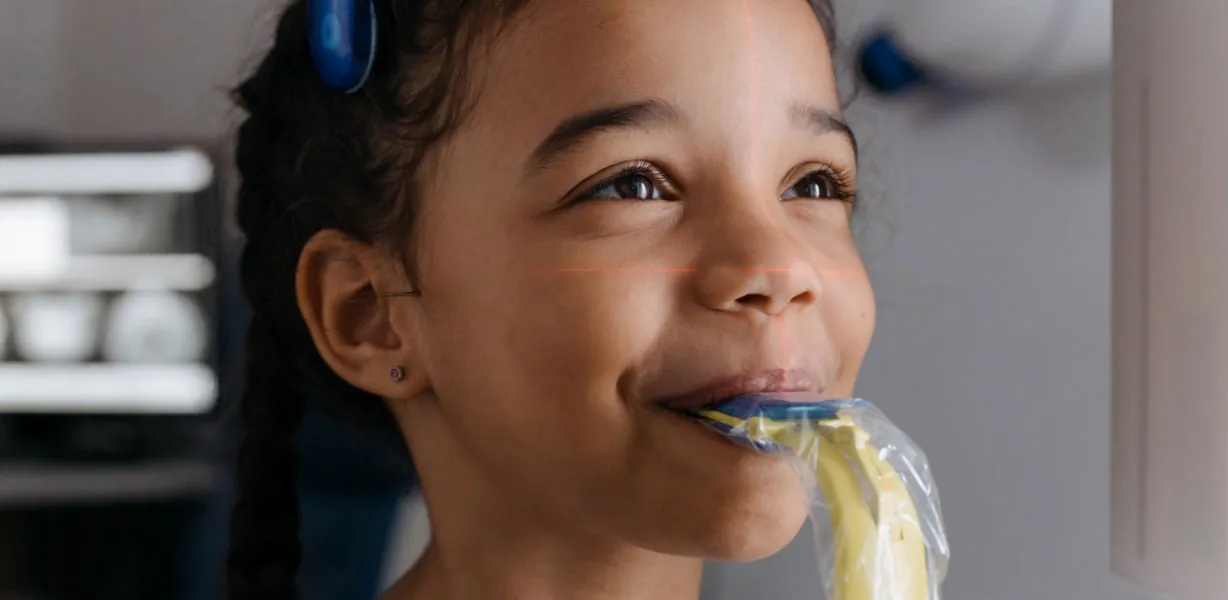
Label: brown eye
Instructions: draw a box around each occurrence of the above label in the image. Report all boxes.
[587,171,661,201]
[781,171,839,200]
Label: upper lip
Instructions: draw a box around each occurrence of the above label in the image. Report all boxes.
[655,368,824,412]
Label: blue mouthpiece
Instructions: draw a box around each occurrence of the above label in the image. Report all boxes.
[690,395,868,454]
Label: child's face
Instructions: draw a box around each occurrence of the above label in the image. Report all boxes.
[398,0,871,559]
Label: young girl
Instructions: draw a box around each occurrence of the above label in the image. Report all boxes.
[227,0,872,598]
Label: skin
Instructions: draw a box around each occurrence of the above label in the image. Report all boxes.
[295,0,874,598]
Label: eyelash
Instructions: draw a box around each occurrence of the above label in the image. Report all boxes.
[577,160,672,202]
[785,164,856,203]
[573,160,856,204]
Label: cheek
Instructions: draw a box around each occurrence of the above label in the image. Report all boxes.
[823,261,875,391]
[416,243,676,491]
[790,213,875,389]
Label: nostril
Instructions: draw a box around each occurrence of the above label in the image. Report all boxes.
[735,289,816,314]
[735,293,773,310]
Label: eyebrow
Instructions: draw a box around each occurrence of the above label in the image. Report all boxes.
[525,99,682,173]
[790,102,859,160]
[523,99,858,174]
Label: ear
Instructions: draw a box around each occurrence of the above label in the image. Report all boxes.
[295,229,429,400]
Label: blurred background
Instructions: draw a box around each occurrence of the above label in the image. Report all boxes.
[0,0,1182,599]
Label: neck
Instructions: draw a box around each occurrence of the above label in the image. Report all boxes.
[383,453,704,599]
[384,400,706,600]
[390,537,704,600]
[384,491,705,600]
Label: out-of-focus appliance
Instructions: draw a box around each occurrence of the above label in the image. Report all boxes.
[0,144,229,461]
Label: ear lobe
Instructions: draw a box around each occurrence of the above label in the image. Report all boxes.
[295,229,429,400]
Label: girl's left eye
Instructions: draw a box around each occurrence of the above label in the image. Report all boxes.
[587,170,663,201]
[780,169,850,201]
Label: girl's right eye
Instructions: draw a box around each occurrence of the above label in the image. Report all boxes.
[576,162,672,202]
[590,172,659,201]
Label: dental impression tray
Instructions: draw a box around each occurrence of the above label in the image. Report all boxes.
[690,393,950,600]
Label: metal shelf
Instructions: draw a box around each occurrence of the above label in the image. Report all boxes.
[0,149,214,195]
[0,253,216,292]
[0,459,218,507]
[0,363,217,414]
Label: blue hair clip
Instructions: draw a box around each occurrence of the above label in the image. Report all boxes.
[307,0,378,93]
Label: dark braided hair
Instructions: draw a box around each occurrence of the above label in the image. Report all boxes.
[226,1,839,598]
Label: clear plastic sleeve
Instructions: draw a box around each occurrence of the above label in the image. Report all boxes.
[693,395,949,600]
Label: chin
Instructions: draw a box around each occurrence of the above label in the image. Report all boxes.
[694,490,811,562]
[629,464,812,562]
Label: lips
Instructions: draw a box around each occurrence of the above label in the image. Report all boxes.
[656,368,824,413]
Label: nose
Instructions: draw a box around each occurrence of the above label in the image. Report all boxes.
[691,209,821,317]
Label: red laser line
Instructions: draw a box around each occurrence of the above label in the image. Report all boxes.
[541,266,864,277]
[738,0,797,363]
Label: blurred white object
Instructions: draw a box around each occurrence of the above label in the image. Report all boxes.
[8,293,105,362]
[1112,0,1228,598]
[858,0,1110,95]
[0,303,8,360]
[0,149,213,195]
[0,197,71,279]
[69,195,178,254]
[102,291,208,363]
[0,254,216,292]
[0,363,216,413]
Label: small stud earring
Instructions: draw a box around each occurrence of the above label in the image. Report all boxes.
[389,366,406,382]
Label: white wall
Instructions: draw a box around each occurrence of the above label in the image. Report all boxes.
[0,0,282,140]
[0,1,67,134]
[0,2,1161,599]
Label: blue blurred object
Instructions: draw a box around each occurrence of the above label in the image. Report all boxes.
[858,32,927,95]
[299,487,405,600]
[297,407,416,600]
[193,405,414,600]
[307,0,378,93]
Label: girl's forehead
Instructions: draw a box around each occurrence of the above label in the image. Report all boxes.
[483,0,833,94]
[455,0,840,159]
